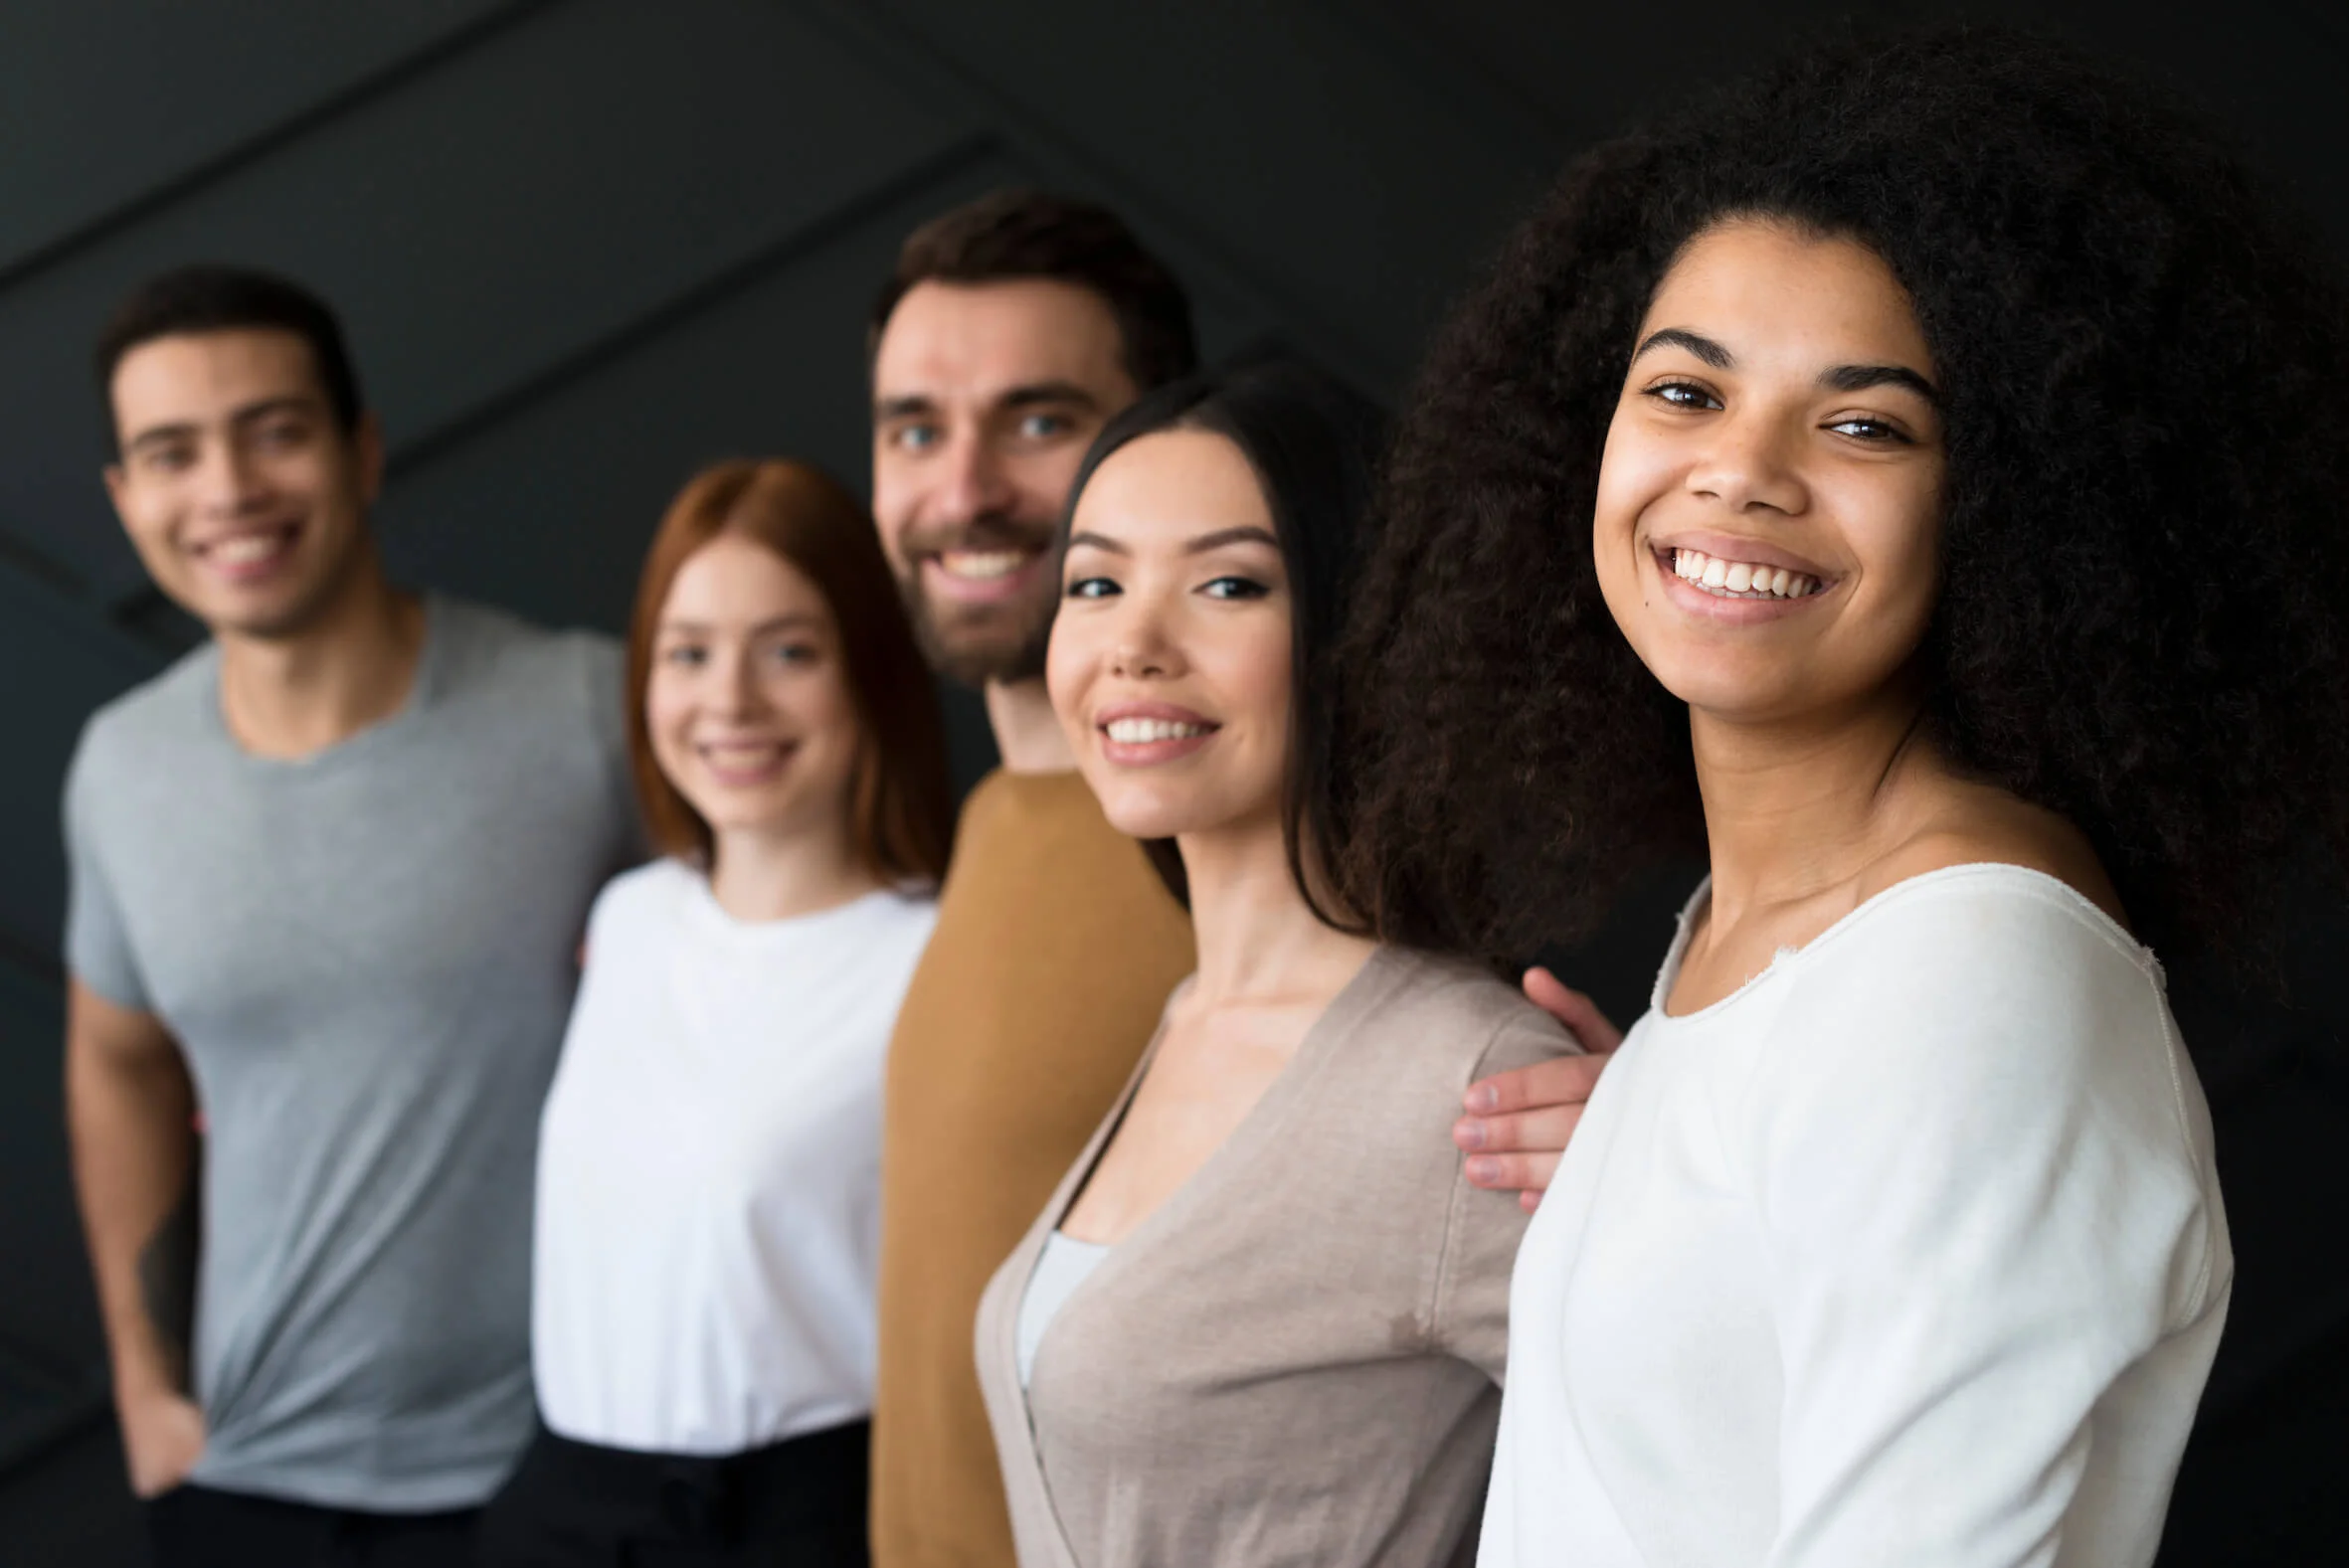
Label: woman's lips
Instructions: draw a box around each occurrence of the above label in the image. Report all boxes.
[1665,546,1822,601]
[1095,700,1219,766]
[1646,532,1841,625]
[1649,530,1831,581]
[695,739,798,786]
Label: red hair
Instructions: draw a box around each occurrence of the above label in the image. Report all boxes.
[626,459,953,885]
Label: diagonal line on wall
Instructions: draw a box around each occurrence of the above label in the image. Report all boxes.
[0,525,90,601]
[0,0,568,297]
[1312,0,1588,165]
[783,0,1409,398]
[378,131,1002,484]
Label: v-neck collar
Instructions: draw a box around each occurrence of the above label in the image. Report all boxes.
[995,944,1403,1567]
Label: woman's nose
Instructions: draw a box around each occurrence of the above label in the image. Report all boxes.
[1687,413,1808,516]
[713,649,764,714]
[1107,602,1179,680]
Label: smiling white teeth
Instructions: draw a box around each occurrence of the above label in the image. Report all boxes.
[1105,718,1210,744]
[701,742,788,769]
[940,549,1029,580]
[1671,548,1819,601]
[212,535,285,565]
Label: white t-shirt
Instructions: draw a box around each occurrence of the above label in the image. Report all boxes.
[1480,864,2231,1568]
[531,858,937,1455]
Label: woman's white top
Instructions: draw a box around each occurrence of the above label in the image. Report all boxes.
[1480,864,2231,1568]
[532,858,937,1455]
[1014,1231,1111,1388]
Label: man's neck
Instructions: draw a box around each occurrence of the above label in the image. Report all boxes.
[215,564,426,761]
[984,675,1076,775]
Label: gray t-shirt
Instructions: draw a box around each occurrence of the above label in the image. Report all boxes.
[64,596,641,1510]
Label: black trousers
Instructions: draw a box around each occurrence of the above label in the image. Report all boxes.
[475,1419,869,1568]
[146,1483,481,1567]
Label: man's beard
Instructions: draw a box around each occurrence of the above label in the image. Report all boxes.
[896,514,1060,687]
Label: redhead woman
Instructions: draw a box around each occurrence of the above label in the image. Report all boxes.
[477,460,953,1566]
[972,361,1579,1567]
[1339,29,2349,1567]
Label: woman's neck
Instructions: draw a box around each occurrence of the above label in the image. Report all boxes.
[1177,812,1376,1008]
[1689,684,1949,930]
[706,816,883,924]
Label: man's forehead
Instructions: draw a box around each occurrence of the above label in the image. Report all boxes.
[872,278,1128,408]
[111,328,323,416]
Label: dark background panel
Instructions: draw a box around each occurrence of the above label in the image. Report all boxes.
[0,0,515,274]
[0,3,2341,1564]
[0,0,973,608]
[804,0,1558,390]
[1367,0,2349,253]
[0,565,168,961]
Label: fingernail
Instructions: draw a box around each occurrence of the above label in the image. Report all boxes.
[1466,1085,1498,1113]
[1455,1120,1487,1150]
[1465,1156,1499,1184]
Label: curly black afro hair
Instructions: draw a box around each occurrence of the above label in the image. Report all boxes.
[1333,26,2349,973]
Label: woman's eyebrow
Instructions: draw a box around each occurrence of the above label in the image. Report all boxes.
[1821,362,1941,405]
[1066,530,1127,554]
[1183,526,1279,556]
[1631,327,1734,368]
[656,613,823,635]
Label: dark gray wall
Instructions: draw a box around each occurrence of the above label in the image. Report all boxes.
[1,3,2342,1563]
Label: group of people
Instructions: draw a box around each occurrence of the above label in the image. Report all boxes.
[59,27,2349,1568]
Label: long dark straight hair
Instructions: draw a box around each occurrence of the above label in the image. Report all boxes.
[1058,357,1385,920]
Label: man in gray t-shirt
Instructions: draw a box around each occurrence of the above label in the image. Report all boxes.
[65,264,638,1565]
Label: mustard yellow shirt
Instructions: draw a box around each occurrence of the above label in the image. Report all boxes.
[871,769,1193,1568]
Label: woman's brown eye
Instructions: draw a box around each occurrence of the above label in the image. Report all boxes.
[1829,417,1909,443]
[1649,382,1719,411]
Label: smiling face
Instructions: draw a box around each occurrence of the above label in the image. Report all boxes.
[102,328,382,641]
[871,277,1141,686]
[1593,220,1947,727]
[1048,428,1293,843]
[646,533,865,847]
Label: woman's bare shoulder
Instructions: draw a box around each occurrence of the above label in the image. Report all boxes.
[1862,783,2128,930]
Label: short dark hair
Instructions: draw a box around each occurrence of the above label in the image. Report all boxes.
[1336,26,2349,975]
[870,189,1198,393]
[1062,358,1385,917]
[95,264,364,455]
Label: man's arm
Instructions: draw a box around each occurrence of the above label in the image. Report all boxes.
[1457,967,1624,1212]
[66,978,207,1497]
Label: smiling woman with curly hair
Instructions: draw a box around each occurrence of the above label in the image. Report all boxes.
[1332,26,2349,1566]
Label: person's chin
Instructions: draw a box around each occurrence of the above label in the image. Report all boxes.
[201,583,338,642]
[1104,807,1193,842]
[1091,780,1207,842]
[922,611,1052,687]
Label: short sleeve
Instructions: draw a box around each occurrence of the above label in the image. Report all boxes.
[1435,1005,1581,1383]
[62,729,149,1011]
[1746,881,2223,1566]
